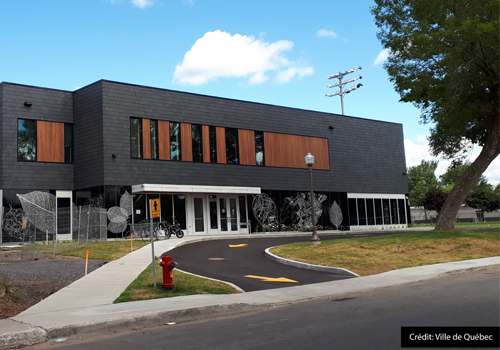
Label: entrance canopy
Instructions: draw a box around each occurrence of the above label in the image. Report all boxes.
[132,184,261,195]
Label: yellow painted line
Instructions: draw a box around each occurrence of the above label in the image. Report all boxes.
[229,244,248,247]
[208,258,226,261]
[245,275,298,283]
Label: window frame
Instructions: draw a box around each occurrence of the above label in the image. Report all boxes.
[150,119,159,160]
[225,127,239,165]
[130,117,143,159]
[191,124,203,162]
[255,130,265,166]
[170,121,182,161]
[64,123,74,163]
[17,118,37,162]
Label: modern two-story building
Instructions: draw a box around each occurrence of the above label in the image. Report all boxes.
[0,80,410,242]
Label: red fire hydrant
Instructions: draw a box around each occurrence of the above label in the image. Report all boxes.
[159,256,176,289]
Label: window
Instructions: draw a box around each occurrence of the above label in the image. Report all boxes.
[209,126,217,163]
[170,122,181,161]
[366,198,375,225]
[150,120,159,160]
[64,124,73,163]
[225,128,239,164]
[375,199,383,225]
[192,124,203,162]
[255,131,265,166]
[383,199,391,224]
[390,198,398,224]
[18,119,37,161]
[398,199,406,224]
[357,198,367,225]
[348,198,358,226]
[130,118,142,158]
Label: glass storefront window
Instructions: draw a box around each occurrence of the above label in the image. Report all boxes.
[160,194,173,223]
[375,199,383,225]
[383,199,391,224]
[130,118,142,158]
[255,131,265,166]
[390,198,398,224]
[209,126,217,163]
[194,197,204,232]
[398,199,406,224]
[225,128,239,164]
[170,122,181,161]
[192,124,203,162]
[348,198,358,226]
[150,120,159,159]
[173,194,186,229]
[239,196,247,228]
[18,119,37,161]
[366,198,375,225]
[357,198,367,225]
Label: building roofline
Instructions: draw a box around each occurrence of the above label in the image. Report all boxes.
[0,81,73,93]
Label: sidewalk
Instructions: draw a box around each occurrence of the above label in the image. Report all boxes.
[2,229,497,349]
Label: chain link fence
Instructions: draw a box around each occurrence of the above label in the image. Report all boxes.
[1,205,107,259]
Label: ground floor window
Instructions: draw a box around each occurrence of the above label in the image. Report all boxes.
[347,194,408,226]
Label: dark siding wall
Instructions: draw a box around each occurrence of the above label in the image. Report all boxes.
[73,82,104,189]
[0,84,3,187]
[0,83,73,190]
[99,81,408,194]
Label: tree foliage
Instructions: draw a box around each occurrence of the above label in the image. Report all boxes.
[439,162,487,194]
[372,0,499,230]
[464,185,500,213]
[407,160,438,206]
[423,188,448,214]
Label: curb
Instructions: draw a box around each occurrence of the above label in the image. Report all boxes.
[0,320,47,350]
[264,246,360,277]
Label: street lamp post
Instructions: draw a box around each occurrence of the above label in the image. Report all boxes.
[305,153,320,246]
[326,66,363,115]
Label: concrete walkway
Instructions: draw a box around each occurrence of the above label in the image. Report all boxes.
[2,228,498,349]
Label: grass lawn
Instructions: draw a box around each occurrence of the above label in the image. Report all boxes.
[270,228,500,276]
[20,240,150,260]
[410,221,499,228]
[114,259,240,303]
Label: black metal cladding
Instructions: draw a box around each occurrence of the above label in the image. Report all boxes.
[1,80,408,196]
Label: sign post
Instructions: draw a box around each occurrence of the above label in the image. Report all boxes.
[149,199,160,287]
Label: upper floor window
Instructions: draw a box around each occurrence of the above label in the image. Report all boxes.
[130,117,142,158]
[150,120,159,160]
[192,124,203,162]
[225,128,239,164]
[255,131,265,166]
[209,126,217,163]
[64,124,74,163]
[170,122,181,161]
[18,119,37,161]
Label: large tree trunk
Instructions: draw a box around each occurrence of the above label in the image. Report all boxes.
[436,114,500,230]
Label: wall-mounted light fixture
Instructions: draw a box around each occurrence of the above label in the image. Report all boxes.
[402,172,407,176]
[112,154,117,158]
[328,125,335,130]
[24,101,32,107]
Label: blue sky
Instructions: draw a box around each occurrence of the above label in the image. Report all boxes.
[1,0,498,184]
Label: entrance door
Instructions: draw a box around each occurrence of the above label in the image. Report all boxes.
[193,197,205,233]
[219,197,238,233]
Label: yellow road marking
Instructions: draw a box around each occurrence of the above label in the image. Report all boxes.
[208,258,226,260]
[245,275,298,283]
[229,244,248,247]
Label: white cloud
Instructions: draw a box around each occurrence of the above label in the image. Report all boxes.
[173,30,314,86]
[405,134,500,185]
[373,48,390,66]
[316,29,338,38]
[132,0,154,8]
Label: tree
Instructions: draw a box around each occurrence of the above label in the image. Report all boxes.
[440,162,488,194]
[372,0,499,230]
[465,185,500,213]
[423,188,448,214]
[407,160,438,209]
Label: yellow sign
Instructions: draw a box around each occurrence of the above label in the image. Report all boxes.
[245,275,298,283]
[229,244,248,248]
[150,199,160,219]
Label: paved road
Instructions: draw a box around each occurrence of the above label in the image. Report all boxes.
[161,231,407,292]
[31,266,500,350]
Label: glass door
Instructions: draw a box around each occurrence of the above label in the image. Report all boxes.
[193,197,205,233]
[218,196,239,233]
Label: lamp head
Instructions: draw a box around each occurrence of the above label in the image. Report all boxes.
[305,153,315,167]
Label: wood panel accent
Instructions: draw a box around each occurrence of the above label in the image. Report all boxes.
[263,132,330,170]
[238,129,256,166]
[202,125,210,163]
[158,120,170,161]
[216,126,226,164]
[181,123,192,162]
[37,121,64,163]
[142,119,151,159]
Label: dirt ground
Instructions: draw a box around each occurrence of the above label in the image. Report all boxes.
[0,248,108,319]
